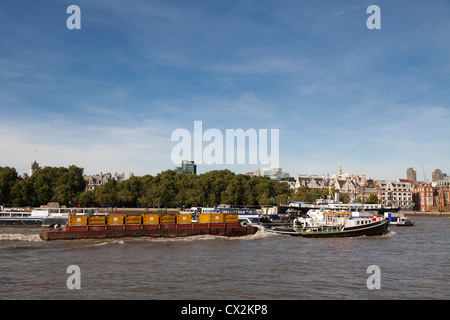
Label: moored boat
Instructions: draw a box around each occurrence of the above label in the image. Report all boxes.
[268,210,389,238]
[0,207,42,226]
[395,217,415,226]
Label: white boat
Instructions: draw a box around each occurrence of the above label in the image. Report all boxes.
[0,206,42,226]
[0,206,106,227]
[394,216,415,226]
[384,212,414,226]
[269,209,389,238]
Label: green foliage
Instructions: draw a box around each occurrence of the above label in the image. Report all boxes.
[0,165,86,206]
[292,186,350,204]
[0,167,20,205]
[366,194,379,204]
[1,166,294,208]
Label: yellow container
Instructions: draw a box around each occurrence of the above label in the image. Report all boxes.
[224,214,238,223]
[198,213,210,223]
[88,215,106,226]
[125,215,142,225]
[107,214,125,225]
[176,214,192,224]
[199,213,224,223]
[142,214,160,225]
[160,214,176,224]
[68,215,87,226]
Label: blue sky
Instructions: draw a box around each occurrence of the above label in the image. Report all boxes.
[0,0,449,181]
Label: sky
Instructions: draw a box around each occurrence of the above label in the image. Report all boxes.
[0,0,449,181]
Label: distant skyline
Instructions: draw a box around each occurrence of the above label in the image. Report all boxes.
[1,0,449,181]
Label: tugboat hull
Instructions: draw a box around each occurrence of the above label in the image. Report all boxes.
[270,219,389,238]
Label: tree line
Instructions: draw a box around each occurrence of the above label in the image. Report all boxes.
[0,165,359,208]
[0,166,292,208]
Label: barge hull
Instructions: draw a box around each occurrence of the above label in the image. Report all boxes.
[39,225,258,241]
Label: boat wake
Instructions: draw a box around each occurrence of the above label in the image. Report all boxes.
[88,240,126,247]
[0,233,41,242]
[94,228,276,244]
[381,230,397,237]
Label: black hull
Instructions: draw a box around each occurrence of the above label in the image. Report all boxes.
[271,219,389,238]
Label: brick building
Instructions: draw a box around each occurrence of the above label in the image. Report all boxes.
[412,183,450,212]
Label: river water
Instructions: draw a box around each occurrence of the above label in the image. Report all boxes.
[0,216,448,300]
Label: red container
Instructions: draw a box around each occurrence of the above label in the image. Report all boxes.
[65,226,87,232]
[125,225,142,230]
[143,224,160,230]
[193,223,210,229]
[176,224,193,229]
[225,222,240,228]
[160,224,177,229]
[210,223,225,228]
[107,225,124,231]
[88,226,105,231]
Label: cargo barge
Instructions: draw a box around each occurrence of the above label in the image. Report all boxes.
[39,212,258,241]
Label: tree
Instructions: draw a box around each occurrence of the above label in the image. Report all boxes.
[53,166,86,205]
[0,167,20,205]
[32,167,56,206]
[11,179,34,206]
[94,180,117,207]
[77,190,94,207]
[116,189,134,207]
[366,194,379,204]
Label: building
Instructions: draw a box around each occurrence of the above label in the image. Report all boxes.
[174,160,197,175]
[83,172,125,190]
[435,176,450,187]
[378,180,413,209]
[412,182,450,212]
[432,169,446,182]
[412,183,435,211]
[30,160,39,177]
[331,161,366,184]
[357,179,381,203]
[406,167,417,182]
[294,174,328,189]
[248,168,292,180]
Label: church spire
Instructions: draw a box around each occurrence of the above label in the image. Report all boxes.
[338,160,342,176]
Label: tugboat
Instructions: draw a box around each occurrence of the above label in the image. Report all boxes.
[268,209,389,238]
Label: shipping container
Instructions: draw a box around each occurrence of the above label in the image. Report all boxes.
[68,215,88,226]
[176,214,192,224]
[177,223,193,229]
[199,213,224,223]
[160,224,177,229]
[107,214,125,225]
[224,214,238,223]
[88,215,106,226]
[209,222,225,228]
[142,214,160,225]
[88,225,106,231]
[65,225,87,231]
[160,214,176,224]
[193,223,210,229]
[125,215,142,225]
[125,224,142,230]
[107,225,124,230]
[143,224,159,230]
[225,222,240,228]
